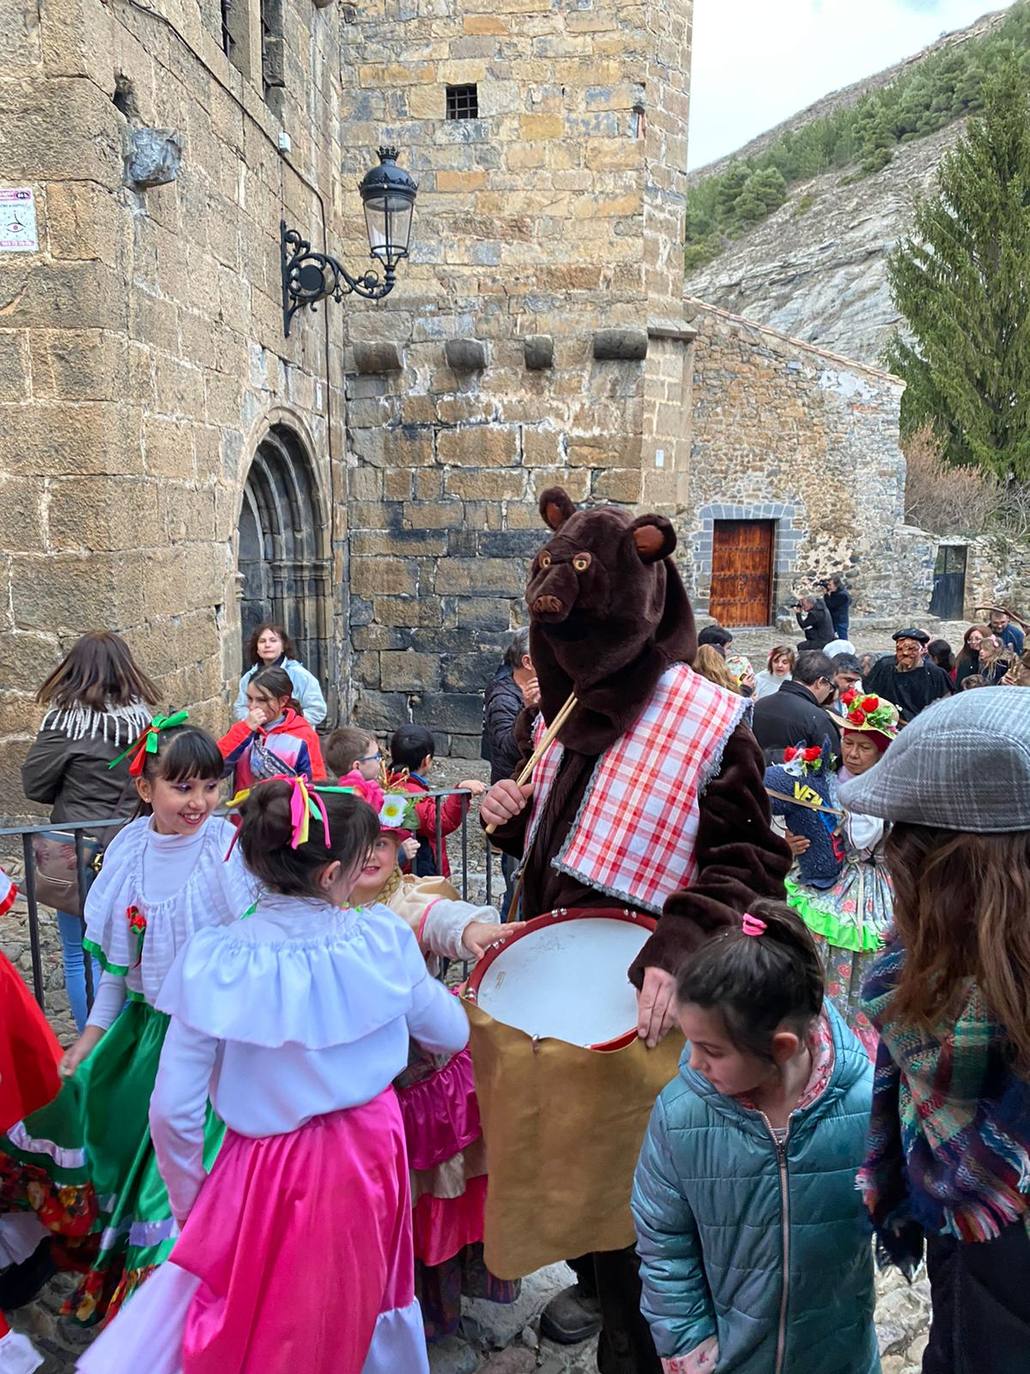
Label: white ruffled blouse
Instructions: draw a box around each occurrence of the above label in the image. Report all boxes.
[82,815,255,1018]
[149,895,471,1224]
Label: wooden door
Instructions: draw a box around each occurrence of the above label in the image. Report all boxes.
[708,520,774,627]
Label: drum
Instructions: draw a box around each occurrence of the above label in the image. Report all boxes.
[467,907,654,1050]
[464,907,684,1279]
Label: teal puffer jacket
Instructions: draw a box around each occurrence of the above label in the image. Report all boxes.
[631,1006,879,1374]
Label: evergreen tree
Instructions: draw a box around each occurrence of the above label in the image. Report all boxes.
[886,67,1030,481]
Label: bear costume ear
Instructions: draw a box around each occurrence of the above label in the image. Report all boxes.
[539,487,576,532]
[628,514,677,564]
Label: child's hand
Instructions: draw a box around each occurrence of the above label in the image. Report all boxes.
[245,705,267,731]
[784,831,810,857]
[400,837,420,861]
[462,920,526,960]
[458,779,486,796]
[60,1026,105,1079]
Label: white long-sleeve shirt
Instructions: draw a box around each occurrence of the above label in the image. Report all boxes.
[85,816,254,1030]
[149,894,469,1225]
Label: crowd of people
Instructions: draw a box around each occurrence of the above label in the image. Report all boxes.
[0,534,1027,1374]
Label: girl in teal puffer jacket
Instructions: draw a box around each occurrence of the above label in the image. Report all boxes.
[631,901,878,1374]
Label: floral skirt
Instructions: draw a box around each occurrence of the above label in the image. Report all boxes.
[395,1043,517,1341]
[786,856,894,1059]
[0,1001,223,1325]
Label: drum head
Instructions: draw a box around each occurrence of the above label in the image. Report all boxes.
[468,909,655,1049]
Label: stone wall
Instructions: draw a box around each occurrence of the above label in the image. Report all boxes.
[335,0,694,750]
[681,298,908,619]
[0,0,359,817]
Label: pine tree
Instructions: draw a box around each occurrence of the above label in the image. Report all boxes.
[885,66,1030,481]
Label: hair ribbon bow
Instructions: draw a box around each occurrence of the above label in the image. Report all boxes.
[108,710,190,776]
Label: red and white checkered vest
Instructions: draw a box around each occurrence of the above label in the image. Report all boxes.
[525,664,748,914]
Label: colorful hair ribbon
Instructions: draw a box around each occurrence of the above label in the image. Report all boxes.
[741,912,767,938]
[226,775,338,852]
[108,711,190,776]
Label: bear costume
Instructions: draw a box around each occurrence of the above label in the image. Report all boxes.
[483,489,790,1374]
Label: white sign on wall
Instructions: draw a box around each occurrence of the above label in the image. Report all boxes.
[0,188,38,253]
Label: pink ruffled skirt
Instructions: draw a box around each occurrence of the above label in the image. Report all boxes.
[77,1090,428,1374]
[396,1046,485,1266]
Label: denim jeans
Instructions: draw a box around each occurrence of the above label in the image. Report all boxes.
[55,910,98,1034]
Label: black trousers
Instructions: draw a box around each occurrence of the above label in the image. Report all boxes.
[569,1249,661,1374]
[923,1222,1030,1374]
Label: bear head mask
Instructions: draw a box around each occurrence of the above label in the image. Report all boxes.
[526,487,697,754]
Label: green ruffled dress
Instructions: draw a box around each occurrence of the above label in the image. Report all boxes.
[785,809,893,1058]
[0,815,252,1325]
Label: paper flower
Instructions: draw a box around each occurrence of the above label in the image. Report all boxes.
[379,794,409,829]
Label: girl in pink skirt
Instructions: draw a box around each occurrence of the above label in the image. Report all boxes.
[78,779,470,1374]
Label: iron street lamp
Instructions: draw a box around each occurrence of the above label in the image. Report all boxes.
[280,147,417,337]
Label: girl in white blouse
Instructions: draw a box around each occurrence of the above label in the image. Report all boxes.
[79,778,469,1374]
[0,721,251,1328]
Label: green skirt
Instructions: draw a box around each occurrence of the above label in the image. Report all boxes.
[0,1000,224,1326]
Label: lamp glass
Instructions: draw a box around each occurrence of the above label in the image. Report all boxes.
[364,192,414,269]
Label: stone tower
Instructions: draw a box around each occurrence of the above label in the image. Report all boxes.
[336,0,697,746]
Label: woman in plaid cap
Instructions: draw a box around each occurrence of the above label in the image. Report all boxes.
[840,687,1030,1374]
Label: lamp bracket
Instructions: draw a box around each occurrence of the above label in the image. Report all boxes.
[280,222,397,337]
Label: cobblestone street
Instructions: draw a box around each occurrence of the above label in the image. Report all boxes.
[10,1261,930,1373]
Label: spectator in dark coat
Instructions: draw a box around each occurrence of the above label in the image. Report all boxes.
[795,594,835,651]
[21,632,158,1031]
[752,650,840,762]
[481,628,538,784]
[822,575,851,640]
[481,629,538,916]
[865,628,953,723]
[988,609,1025,655]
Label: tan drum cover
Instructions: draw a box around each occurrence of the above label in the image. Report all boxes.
[466,999,684,1279]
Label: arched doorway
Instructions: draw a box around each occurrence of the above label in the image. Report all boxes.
[238,424,330,688]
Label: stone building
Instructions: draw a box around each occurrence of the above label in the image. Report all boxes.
[0,0,913,804]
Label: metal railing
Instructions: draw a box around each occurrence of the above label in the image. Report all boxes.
[0,789,505,1013]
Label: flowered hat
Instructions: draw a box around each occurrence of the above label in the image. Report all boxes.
[833,690,900,750]
[377,793,418,844]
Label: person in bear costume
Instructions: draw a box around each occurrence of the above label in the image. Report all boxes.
[481,489,791,1373]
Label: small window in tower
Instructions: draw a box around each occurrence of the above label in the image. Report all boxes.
[446,84,479,120]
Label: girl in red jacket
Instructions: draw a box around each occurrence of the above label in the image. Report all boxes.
[387,726,484,878]
[218,667,326,791]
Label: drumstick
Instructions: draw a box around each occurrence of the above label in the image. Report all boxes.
[484,691,578,835]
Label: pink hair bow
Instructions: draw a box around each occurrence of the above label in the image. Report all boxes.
[741,912,766,937]
[224,774,331,854]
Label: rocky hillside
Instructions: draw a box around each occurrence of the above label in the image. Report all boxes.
[684,9,1010,366]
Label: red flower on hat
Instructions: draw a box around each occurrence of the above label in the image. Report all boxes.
[802,746,821,761]
[860,695,879,713]
[849,708,867,725]
[841,688,860,707]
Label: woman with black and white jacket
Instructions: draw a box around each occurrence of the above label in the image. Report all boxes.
[21,632,157,1031]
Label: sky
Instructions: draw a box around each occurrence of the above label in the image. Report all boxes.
[688,0,1016,169]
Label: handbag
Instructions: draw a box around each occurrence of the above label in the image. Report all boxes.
[30,830,106,919]
[30,774,137,919]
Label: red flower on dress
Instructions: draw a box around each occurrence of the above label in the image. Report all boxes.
[126,905,146,967]
[802,746,821,762]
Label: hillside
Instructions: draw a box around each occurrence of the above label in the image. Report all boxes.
[684,7,1016,365]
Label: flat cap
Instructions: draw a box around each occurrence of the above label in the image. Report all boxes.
[838,687,1030,833]
[892,627,930,644]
